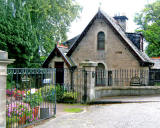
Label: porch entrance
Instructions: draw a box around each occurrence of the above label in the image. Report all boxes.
[55,62,64,85]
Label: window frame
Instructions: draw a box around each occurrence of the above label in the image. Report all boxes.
[97,31,105,50]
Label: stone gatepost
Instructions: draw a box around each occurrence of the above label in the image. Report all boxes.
[80,60,97,102]
[0,50,14,128]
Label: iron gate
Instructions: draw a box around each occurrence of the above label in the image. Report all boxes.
[6,68,56,128]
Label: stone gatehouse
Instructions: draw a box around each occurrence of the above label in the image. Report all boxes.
[42,9,153,87]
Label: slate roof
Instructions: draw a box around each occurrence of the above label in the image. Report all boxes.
[126,33,142,50]
[43,9,153,68]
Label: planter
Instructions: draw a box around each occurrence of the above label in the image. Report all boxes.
[40,108,49,119]
[33,106,40,118]
[18,114,26,125]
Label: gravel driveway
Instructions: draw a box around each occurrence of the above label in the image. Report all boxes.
[35,102,160,128]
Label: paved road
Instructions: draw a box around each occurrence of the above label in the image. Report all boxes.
[35,102,160,128]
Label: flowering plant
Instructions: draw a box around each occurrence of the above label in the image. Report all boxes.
[6,88,16,96]
[6,102,36,124]
[14,90,25,99]
[23,90,43,108]
[6,103,30,123]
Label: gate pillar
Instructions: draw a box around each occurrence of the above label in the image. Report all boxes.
[0,50,14,128]
[80,60,97,102]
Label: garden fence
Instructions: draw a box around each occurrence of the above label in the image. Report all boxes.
[6,68,56,128]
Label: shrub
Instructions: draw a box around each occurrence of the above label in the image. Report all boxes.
[62,92,77,103]
[23,90,43,108]
[40,85,55,102]
[7,81,16,89]
[56,85,64,102]
[40,84,64,102]
[40,85,78,103]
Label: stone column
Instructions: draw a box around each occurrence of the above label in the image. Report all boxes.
[80,60,97,102]
[0,50,14,128]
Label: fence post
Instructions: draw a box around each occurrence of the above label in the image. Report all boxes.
[0,50,14,128]
[80,60,97,102]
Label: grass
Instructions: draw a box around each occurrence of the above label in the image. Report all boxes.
[64,108,83,113]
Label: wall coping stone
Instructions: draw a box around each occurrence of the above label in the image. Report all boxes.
[95,86,160,91]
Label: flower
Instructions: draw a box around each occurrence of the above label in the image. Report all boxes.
[14,90,25,99]
[6,88,16,96]
[6,102,38,125]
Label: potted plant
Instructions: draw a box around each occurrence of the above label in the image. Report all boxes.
[23,89,43,118]
[14,90,25,100]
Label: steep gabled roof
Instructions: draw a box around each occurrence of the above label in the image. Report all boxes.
[66,10,153,66]
[42,45,76,68]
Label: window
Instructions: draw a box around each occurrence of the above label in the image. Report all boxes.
[96,63,106,86]
[97,31,105,50]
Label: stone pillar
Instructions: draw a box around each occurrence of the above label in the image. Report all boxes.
[80,60,97,102]
[0,50,14,128]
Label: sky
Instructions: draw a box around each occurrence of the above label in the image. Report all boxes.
[67,0,156,39]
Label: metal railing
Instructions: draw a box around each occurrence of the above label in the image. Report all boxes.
[95,69,160,86]
[6,68,56,128]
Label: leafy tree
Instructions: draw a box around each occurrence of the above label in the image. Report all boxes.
[134,0,160,57]
[0,0,34,67]
[0,0,81,67]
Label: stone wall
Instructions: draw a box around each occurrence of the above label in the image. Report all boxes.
[95,86,160,99]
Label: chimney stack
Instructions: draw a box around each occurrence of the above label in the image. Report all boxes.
[113,15,128,32]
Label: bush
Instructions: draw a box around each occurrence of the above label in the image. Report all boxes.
[23,89,43,108]
[7,81,16,89]
[40,84,64,102]
[41,85,55,102]
[40,85,78,103]
[56,85,64,102]
[62,92,77,103]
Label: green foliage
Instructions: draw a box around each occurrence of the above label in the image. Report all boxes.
[62,92,77,103]
[6,116,19,125]
[40,85,77,103]
[40,85,56,102]
[41,84,64,102]
[56,85,64,102]
[7,81,16,89]
[0,0,82,67]
[134,0,160,57]
[23,90,43,108]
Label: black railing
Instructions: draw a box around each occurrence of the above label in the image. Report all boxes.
[6,68,56,128]
[95,69,160,86]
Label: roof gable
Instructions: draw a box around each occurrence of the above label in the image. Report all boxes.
[42,45,76,68]
[66,10,153,66]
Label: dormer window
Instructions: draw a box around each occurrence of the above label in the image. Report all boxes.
[97,31,105,50]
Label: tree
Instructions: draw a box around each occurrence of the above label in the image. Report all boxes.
[0,0,81,67]
[134,0,160,57]
[0,0,34,67]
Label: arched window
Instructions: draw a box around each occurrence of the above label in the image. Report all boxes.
[97,31,105,50]
[96,63,106,86]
